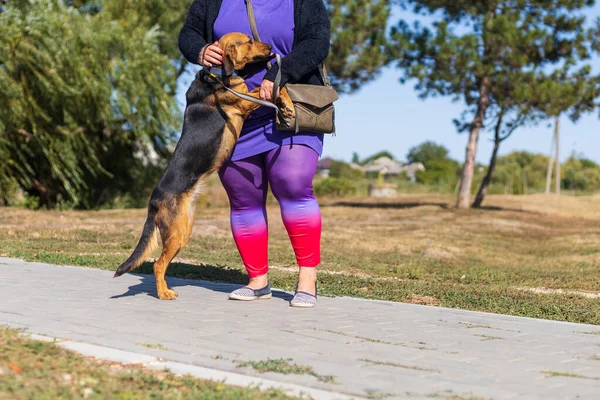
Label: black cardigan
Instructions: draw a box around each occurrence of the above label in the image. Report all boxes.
[178,0,331,87]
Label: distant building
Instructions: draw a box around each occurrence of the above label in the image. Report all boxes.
[316,157,335,178]
[362,156,425,182]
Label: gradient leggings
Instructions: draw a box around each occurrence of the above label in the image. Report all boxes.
[218,145,321,278]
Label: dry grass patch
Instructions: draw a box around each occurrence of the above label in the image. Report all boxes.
[406,295,442,306]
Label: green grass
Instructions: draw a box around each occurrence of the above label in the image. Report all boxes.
[0,327,297,400]
[234,358,336,383]
[1,193,600,324]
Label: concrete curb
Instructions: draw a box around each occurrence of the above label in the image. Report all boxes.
[22,333,365,400]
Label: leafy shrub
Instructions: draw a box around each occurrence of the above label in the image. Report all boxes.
[329,161,364,180]
[314,178,357,197]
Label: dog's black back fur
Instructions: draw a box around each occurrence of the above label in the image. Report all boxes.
[154,74,225,196]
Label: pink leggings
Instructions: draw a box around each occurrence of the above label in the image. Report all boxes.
[218,145,321,278]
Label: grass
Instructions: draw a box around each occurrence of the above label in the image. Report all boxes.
[472,334,504,341]
[137,342,168,351]
[0,326,297,399]
[1,191,600,324]
[359,359,440,373]
[320,328,431,350]
[234,358,336,383]
[364,389,487,400]
[541,370,600,381]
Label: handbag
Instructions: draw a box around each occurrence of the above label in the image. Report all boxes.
[245,0,339,134]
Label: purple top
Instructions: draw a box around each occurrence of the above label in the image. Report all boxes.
[214,0,324,161]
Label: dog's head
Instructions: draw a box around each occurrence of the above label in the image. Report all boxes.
[218,33,273,76]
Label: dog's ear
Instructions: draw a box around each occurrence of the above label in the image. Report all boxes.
[222,46,237,76]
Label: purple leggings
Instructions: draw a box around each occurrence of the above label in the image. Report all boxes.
[218,145,321,278]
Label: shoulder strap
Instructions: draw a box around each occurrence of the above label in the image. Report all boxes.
[244,0,331,87]
[245,0,262,43]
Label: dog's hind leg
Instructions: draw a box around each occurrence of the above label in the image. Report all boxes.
[153,239,181,300]
[152,196,191,300]
[152,190,199,300]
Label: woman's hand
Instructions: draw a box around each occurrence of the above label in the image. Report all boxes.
[259,79,280,101]
[199,41,223,68]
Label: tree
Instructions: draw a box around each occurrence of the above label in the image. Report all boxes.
[390,0,599,208]
[406,141,459,185]
[492,152,549,194]
[407,141,449,165]
[562,154,600,192]
[327,0,391,93]
[0,0,179,208]
[102,0,192,83]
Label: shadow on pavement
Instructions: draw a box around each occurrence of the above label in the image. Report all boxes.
[110,262,292,302]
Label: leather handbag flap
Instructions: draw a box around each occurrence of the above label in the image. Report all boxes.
[286,84,339,108]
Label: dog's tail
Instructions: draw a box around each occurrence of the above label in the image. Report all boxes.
[114,208,158,278]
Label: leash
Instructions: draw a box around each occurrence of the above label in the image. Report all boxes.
[203,67,290,127]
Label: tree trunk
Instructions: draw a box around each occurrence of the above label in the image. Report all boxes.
[554,116,560,195]
[456,76,490,209]
[472,140,500,208]
[472,110,505,208]
[31,178,53,209]
[545,127,555,194]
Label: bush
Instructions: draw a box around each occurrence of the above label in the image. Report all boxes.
[491,152,550,194]
[415,159,460,185]
[329,161,364,180]
[0,0,179,209]
[314,178,357,197]
[562,157,600,192]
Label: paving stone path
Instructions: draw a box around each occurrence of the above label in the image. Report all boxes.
[1,258,599,399]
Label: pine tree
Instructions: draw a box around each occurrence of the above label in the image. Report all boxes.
[390,0,599,208]
[473,67,599,206]
[327,0,391,93]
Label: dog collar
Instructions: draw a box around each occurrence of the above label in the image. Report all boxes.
[204,67,239,79]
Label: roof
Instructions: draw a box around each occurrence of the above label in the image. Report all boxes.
[362,157,425,175]
[317,157,335,170]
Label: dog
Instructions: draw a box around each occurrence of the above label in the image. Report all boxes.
[113,33,295,300]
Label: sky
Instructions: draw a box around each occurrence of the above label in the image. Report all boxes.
[176,5,600,165]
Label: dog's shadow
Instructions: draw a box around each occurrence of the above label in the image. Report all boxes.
[110,262,293,301]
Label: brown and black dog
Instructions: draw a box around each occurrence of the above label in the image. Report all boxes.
[113,33,294,300]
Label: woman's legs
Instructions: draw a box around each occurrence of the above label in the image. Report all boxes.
[218,154,269,288]
[266,145,321,295]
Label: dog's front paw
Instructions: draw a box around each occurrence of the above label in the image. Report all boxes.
[158,288,178,300]
[276,97,295,120]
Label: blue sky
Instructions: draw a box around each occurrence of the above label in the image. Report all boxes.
[177,5,600,164]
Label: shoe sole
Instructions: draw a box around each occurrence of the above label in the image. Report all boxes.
[290,301,316,308]
[228,293,272,301]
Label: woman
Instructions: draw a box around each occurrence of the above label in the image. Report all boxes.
[178,0,330,307]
